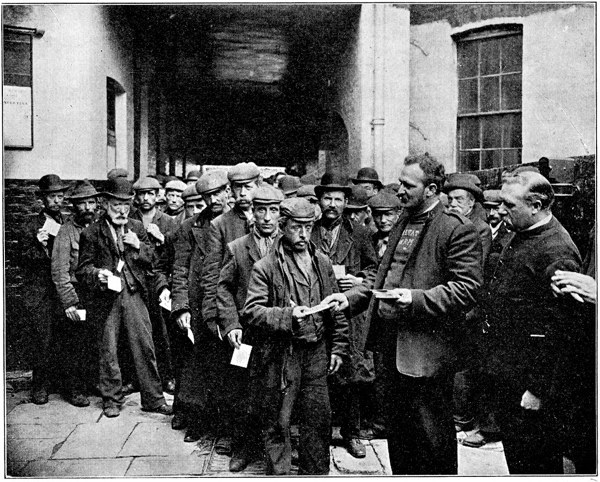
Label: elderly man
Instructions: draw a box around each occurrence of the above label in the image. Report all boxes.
[242,197,349,475]
[76,177,172,418]
[312,173,378,459]
[170,170,230,442]
[164,179,187,224]
[51,180,99,407]
[351,167,383,199]
[216,184,284,471]
[482,172,582,474]
[21,174,70,404]
[325,154,482,474]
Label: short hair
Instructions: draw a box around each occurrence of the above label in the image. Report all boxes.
[404,153,445,192]
[504,172,555,210]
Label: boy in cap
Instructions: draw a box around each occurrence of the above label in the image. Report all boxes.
[164,179,188,224]
[51,180,99,406]
[368,191,402,261]
[344,185,371,228]
[185,169,202,186]
[21,174,70,404]
[182,184,206,218]
[242,197,349,475]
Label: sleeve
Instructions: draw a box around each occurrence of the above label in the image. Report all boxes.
[357,230,378,280]
[201,222,223,322]
[171,225,192,315]
[130,224,155,270]
[75,228,102,291]
[51,225,79,309]
[323,260,350,358]
[216,245,243,335]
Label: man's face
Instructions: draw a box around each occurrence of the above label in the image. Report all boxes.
[166,190,184,210]
[486,205,502,227]
[373,209,400,234]
[447,188,475,216]
[105,198,131,226]
[185,199,206,218]
[354,182,379,198]
[347,208,369,226]
[202,185,230,215]
[43,192,65,213]
[282,218,313,252]
[231,179,259,209]
[498,183,535,232]
[74,198,97,224]
[319,191,347,222]
[253,203,281,236]
[397,163,430,213]
[134,190,158,212]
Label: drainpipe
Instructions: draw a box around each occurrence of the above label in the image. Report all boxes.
[371,4,385,176]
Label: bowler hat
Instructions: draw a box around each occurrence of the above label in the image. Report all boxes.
[252,184,285,204]
[185,170,202,182]
[106,168,129,180]
[278,176,302,197]
[133,177,162,191]
[68,180,98,200]
[182,184,203,202]
[444,173,483,202]
[196,170,228,195]
[38,174,70,193]
[228,162,260,183]
[103,177,134,200]
[368,191,401,212]
[351,167,383,189]
[280,197,315,222]
[483,189,502,208]
[315,172,352,198]
[346,185,370,210]
[165,180,187,192]
[297,184,318,202]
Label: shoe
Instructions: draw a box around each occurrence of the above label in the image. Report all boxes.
[163,379,176,395]
[229,454,250,472]
[215,437,232,455]
[460,431,486,448]
[346,438,366,458]
[103,405,120,418]
[142,404,173,415]
[454,417,475,432]
[171,413,187,430]
[184,426,201,443]
[31,388,49,405]
[68,392,90,407]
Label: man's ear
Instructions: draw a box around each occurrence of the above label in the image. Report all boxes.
[530,199,542,214]
[425,183,438,198]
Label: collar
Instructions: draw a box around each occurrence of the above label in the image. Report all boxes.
[523,213,552,232]
[253,225,279,240]
[321,214,343,231]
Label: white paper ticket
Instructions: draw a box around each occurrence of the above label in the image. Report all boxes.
[159,298,172,311]
[230,343,252,368]
[332,264,346,279]
[303,303,333,316]
[76,309,86,321]
[186,327,195,344]
[107,275,122,293]
[372,289,400,299]
[42,217,61,237]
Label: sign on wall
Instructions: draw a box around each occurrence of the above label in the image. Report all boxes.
[3,85,33,148]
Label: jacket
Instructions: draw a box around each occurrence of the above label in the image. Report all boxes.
[345,201,483,377]
[467,210,492,268]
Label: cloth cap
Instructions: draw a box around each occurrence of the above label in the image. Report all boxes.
[165,180,187,192]
[106,168,129,180]
[346,185,370,210]
[182,184,203,201]
[443,173,483,201]
[368,191,401,212]
[228,162,260,183]
[103,177,134,200]
[252,184,285,205]
[196,170,229,195]
[351,167,383,188]
[315,172,352,198]
[185,170,202,182]
[278,175,302,196]
[483,189,502,207]
[38,174,70,193]
[297,184,317,202]
[280,197,315,222]
[513,164,540,175]
[68,180,98,200]
[133,176,162,191]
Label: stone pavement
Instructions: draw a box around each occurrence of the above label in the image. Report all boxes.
[6,387,510,477]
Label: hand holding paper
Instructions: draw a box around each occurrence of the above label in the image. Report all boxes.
[230,343,252,368]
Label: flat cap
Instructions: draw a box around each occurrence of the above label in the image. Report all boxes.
[297,184,317,202]
[185,170,202,182]
[182,184,203,201]
[252,184,285,204]
[196,170,228,195]
[346,185,369,210]
[68,180,98,200]
[368,191,401,212]
[107,168,129,180]
[443,173,483,201]
[280,197,315,222]
[279,175,302,196]
[133,176,162,191]
[165,180,187,192]
[228,162,260,183]
[483,189,502,207]
[315,172,352,198]
[103,177,134,200]
[351,167,383,188]
[38,174,70,193]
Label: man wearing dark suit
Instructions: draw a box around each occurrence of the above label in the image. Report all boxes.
[324,154,483,474]
[76,177,172,418]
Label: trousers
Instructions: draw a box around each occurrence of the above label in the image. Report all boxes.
[98,288,165,410]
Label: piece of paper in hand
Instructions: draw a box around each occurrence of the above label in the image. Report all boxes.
[186,327,194,344]
[303,303,333,315]
[107,275,122,292]
[332,264,346,279]
[42,217,61,237]
[230,343,252,368]
[372,289,400,299]
[76,309,86,321]
[159,298,172,311]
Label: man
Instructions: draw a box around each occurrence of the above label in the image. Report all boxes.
[297,184,321,219]
[51,180,99,407]
[182,184,206,218]
[351,167,383,199]
[368,191,402,261]
[312,173,378,459]
[278,175,302,198]
[482,172,582,474]
[324,153,482,474]
[164,179,187,224]
[21,174,70,404]
[216,184,284,471]
[185,169,201,186]
[242,197,349,475]
[76,177,172,418]
[170,170,230,442]
[482,189,511,278]
[344,185,371,228]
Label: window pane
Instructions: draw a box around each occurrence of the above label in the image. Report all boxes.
[459,151,480,171]
[502,114,522,148]
[458,117,480,149]
[482,116,502,148]
[502,149,521,166]
[458,78,478,114]
[480,38,500,75]
[501,35,522,73]
[481,150,502,169]
[458,41,478,78]
[480,77,499,112]
[501,73,521,110]
[4,41,31,75]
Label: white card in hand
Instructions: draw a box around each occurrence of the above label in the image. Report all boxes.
[230,343,252,368]
[76,309,86,320]
[42,217,61,237]
[107,275,122,292]
[303,303,332,315]
[186,327,194,344]
[332,264,346,279]
[159,298,172,311]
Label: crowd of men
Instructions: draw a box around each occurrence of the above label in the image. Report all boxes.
[20,154,595,475]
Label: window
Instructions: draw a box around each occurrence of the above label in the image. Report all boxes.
[106,77,126,170]
[456,26,522,171]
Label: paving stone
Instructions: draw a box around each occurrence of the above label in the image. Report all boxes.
[52,421,136,459]
[17,458,133,477]
[7,458,32,476]
[369,439,392,475]
[7,394,102,425]
[331,443,384,474]
[118,422,197,457]
[458,442,509,476]
[100,392,176,423]
[7,423,77,440]
[126,455,208,476]
[7,437,65,462]
[6,391,31,414]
